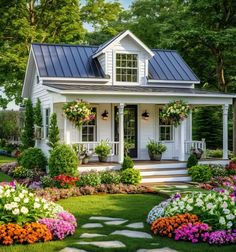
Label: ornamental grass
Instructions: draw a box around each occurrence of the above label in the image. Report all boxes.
[151,213,199,238]
[0,223,52,245]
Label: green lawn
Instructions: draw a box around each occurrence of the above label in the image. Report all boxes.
[0,155,16,164]
[0,172,12,182]
[0,194,235,252]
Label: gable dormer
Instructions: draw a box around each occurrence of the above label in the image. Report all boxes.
[93,30,154,85]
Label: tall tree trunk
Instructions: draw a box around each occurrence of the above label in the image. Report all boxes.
[216,52,226,92]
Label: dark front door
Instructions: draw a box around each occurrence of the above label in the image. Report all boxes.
[114,105,138,158]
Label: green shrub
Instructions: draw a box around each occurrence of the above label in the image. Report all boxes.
[95,140,111,158]
[206,149,222,158]
[100,171,121,184]
[121,156,134,170]
[49,144,78,177]
[18,147,47,171]
[121,168,141,185]
[12,166,33,178]
[78,172,101,187]
[186,154,198,168]
[188,165,212,182]
[40,175,54,188]
[209,164,228,177]
[146,139,167,154]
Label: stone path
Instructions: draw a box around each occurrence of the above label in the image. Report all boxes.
[60,215,178,251]
[76,241,126,248]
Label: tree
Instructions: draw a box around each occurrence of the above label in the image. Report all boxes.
[21,98,35,149]
[48,113,60,149]
[34,98,42,127]
[0,0,85,108]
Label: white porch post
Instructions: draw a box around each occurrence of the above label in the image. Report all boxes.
[64,118,71,144]
[118,103,125,164]
[179,120,186,161]
[223,104,229,159]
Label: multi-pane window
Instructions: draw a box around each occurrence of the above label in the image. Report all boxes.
[159,109,173,141]
[82,108,97,142]
[116,53,138,82]
[45,108,50,138]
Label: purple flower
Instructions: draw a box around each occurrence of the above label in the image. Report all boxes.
[39,218,76,240]
[57,211,77,227]
[174,223,210,243]
[9,181,16,188]
[208,230,236,245]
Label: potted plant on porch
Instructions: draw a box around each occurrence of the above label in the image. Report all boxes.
[95,140,112,162]
[146,139,167,161]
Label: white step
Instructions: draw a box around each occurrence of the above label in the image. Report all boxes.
[141,176,191,183]
[134,162,186,169]
[140,169,188,176]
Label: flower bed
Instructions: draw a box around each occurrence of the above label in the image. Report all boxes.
[0,182,77,245]
[147,191,236,245]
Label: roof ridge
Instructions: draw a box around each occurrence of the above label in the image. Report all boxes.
[31,42,99,48]
[151,48,177,52]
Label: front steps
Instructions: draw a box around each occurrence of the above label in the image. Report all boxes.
[134,162,191,183]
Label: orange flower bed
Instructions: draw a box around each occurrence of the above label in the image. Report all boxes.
[0,223,52,245]
[151,213,199,238]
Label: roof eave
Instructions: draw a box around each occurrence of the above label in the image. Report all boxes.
[148,80,200,84]
[41,77,110,84]
[92,30,155,59]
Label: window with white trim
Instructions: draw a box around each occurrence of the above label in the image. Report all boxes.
[45,108,50,138]
[159,109,173,141]
[82,108,97,142]
[116,53,138,82]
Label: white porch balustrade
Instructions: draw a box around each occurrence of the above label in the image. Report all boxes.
[72,141,120,156]
[184,139,206,156]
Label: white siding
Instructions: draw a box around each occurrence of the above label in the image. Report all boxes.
[97,54,106,74]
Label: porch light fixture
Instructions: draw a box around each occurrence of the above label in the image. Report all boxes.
[101,110,109,120]
[142,110,150,120]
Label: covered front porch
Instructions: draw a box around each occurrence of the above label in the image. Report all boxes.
[45,84,233,164]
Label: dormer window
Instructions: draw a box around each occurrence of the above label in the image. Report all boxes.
[116,53,138,82]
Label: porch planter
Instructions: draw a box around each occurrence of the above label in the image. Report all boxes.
[98,156,108,162]
[82,157,90,164]
[148,152,162,161]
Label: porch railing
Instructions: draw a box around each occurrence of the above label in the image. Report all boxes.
[72,141,119,156]
[184,139,206,155]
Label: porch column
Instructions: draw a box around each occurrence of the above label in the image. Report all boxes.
[118,103,125,164]
[223,104,229,159]
[64,117,71,144]
[179,120,186,161]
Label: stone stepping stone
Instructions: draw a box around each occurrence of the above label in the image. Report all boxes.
[126,222,144,229]
[111,230,152,239]
[81,223,103,228]
[104,220,128,225]
[137,248,178,252]
[77,241,126,248]
[89,216,125,221]
[80,233,107,238]
[59,248,87,252]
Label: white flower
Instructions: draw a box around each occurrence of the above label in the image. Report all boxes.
[21,206,29,214]
[19,193,24,199]
[14,197,20,202]
[223,208,230,214]
[4,204,12,210]
[187,198,193,204]
[23,198,29,204]
[29,193,34,197]
[227,221,233,228]
[43,203,49,210]
[195,200,203,207]
[34,202,41,209]
[222,202,228,208]
[35,198,40,202]
[12,208,20,215]
[41,198,46,203]
[219,217,226,225]
[206,203,213,210]
[186,205,193,211]
[226,214,235,220]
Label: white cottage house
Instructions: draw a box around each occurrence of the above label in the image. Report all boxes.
[22,30,235,182]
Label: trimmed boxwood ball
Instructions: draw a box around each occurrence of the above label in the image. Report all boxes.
[18,147,47,171]
[121,168,141,185]
[121,156,134,170]
[49,144,78,177]
[188,164,212,182]
[186,154,198,168]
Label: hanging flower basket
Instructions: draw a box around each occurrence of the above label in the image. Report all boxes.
[63,100,95,128]
[160,100,191,127]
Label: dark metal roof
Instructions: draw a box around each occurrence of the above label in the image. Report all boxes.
[43,84,233,97]
[149,50,199,82]
[32,42,199,82]
[32,43,105,78]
